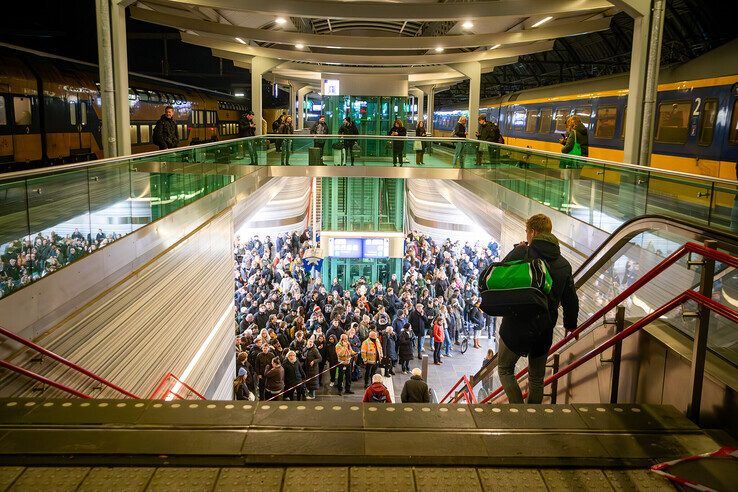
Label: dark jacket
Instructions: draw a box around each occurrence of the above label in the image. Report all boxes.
[415,125,427,137]
[477,121,502,143]
[408,309,428,337]
[278,122,294,135]
[238,116,256,137]
[401,375,431,403]
[338,121,359,146]
[499,233,579,357]
[310,120,329,135]
[264,365,285,393]
[562,123,589,156]
[235,381,251,400]
[304,346,322,391]
[397,329,415,362]
[283,359,306,389]
[388,125,407,150]
[152,115,178,150]
[453,122,466,138]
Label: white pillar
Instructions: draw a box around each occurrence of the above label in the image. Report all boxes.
[251,57,283,136]
[622,13,650,165]
[409,88,425,130]
[416,85,436,135]
[288,83,296,124]
[638,0,666,166]
[110,2,130,156]
[450,61,482,137]
[297,86,312,131]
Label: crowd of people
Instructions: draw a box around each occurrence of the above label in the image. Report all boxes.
[0,228,118,298]
[232,228,503,402]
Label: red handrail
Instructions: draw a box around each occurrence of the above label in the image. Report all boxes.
[478,241,737,404]
[440,374,477,404]
[150,372,206,400]
[0,359,92,399]
[440,375,468,403]
[0,326,140,399]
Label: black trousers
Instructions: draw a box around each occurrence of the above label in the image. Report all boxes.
[314,140,325,157]
[401,359,410,372]
[364,363,377,386]
[284,385,305,401]
[344,144,355,165]
[433,340,442,363]
[336,364,352,392]
[392,148,403,166]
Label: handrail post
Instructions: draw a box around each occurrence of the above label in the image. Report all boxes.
[610,306,626,404]
[545,354,560,404]
[686,240,717,423]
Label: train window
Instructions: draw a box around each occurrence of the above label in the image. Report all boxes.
[620,106,627,139]
[539,108,552,133]
[80,102,88,126]
[147,91,160,103]
[192,111,199,125]
[594,106,618,139]
[0,97,6,126]
[554,108,569,132]
[140,125,150,144]
[512,109,526,129]
[69,100,77,126]
[729,100,738,144]
[655,101,691,144]
[137,90,149,102]
[575,106,592,128]
[128,89,137,101]
[130,125,138,145]
[13,97,32,126]
[697,99,718,146]
[525,110,540,133]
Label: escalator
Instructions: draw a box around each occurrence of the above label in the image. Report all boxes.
[466,214,738,394]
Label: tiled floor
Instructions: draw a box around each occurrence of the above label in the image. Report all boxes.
[312,334,498,403]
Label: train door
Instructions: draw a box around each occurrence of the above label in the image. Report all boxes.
[68,94,93,158]
[0,95,12,163]
[11,94,41,162]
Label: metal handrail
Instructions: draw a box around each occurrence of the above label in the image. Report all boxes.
[150,372,205,400]
[477,241,737,404]
[0,326,140,399]
[440,374,476,404]
[0,359,92,399]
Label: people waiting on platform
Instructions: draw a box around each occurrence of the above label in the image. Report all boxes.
[278,115,295,165]
[310,115,329,162]
[452,115,468,167]
[362,373,392,403]
[1,228,119,298]
[496,214,579,404]
[400,368,431,403]
[414,121,427,165]
[338,117,359,166]
[388,118,407,167]
[232,228,501,402]
[152,105,179,150]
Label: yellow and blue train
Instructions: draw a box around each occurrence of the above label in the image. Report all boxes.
[433,39,738,181]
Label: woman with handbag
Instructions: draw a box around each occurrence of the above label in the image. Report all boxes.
[414,121,427,165]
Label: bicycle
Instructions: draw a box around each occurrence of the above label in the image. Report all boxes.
[458,324,470,354]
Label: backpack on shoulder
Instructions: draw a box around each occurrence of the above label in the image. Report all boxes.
[371,390,387,403]
[477,250,552,318]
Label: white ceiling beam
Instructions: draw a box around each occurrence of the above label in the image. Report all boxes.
[183,32,553,66]
[131,6,611,51]
[159,0,614,21]
[607,0,650,17]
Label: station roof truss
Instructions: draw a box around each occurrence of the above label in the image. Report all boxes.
[128,0,737,101]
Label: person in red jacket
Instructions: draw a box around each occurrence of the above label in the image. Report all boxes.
[362,374,392,403]
[432,316,445,365]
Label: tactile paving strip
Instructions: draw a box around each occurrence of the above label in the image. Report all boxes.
[350,467,414,492]
[146,467,220,491]
[539,469,614,491]
[283,467,348,492]
[214,467,284,491]
[413,468,482,491]
[9,467,90,492]
[603,469,676,491]
[78,467,155,492]
[0,467,24,490]
[477,468,547,491]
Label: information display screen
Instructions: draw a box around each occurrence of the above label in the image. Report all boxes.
[362,238,390,258]
[329,238,362,258]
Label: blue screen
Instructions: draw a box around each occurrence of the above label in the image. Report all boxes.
[330,238,363,258]
[363,238,388,258]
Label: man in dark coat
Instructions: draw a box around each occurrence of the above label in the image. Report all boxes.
[408,303,429,359]
[282,350,306,401]
[304,339,322,399]
[152,106,178,150]
[497,214,579,404]
[397,323,415,373]
[400,368,431,403]
[238,110,258,163]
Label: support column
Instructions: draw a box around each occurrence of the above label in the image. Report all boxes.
[416,85,436,135]
[95,0,117,158]
[297,86,313,131]
[110,1,131,156]
[288,83,296,124]
[450,61,482,137]
[409,88,425,130]
[251,57,284,136]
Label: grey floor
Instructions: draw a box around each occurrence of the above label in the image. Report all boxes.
[313,334,497,403]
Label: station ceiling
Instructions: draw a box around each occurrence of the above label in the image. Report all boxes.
[129,0,736,106]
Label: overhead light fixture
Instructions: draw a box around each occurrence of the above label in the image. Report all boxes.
[275,17,287,25]
[531,16,553,28]
[295,43,305,49]
[462,21,474,29]
[234,92,245,97]
[434,47,444,53]
[234,37,246,44]
[489,44,501,50]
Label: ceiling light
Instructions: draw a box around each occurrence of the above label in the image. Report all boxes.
[531,16,553,28]
[234,92,245,97]
[234,37,246,44]
[462,21,474,29]
[295,43,305,49]
[275,17,287,25]
[434,47,444,53]
[489,44,501,50]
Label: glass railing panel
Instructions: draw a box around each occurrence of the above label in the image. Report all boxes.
[645,172,713,227]
[88,161,135,247]
[598,165,649,233]
[0,179,30,297]
[711,182,738,233]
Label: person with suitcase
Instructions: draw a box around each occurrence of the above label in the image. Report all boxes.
[310,115,329,164]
